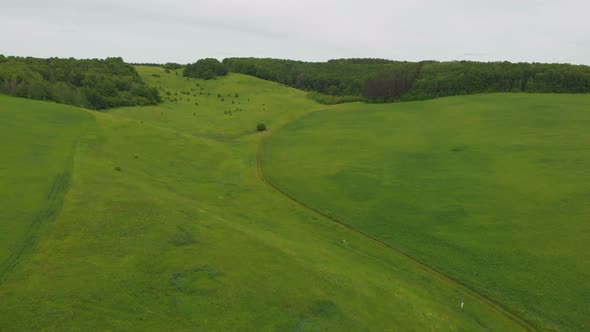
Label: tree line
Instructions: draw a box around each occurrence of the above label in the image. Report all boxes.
[0,55,161,110]
[223,58,590,102]
[405,61,590,101]
[223,57,406,96]
[3,55,589,109]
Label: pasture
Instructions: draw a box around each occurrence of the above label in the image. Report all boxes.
[0,71,529,330]
[263,93,590,331]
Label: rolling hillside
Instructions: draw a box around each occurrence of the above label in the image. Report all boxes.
[0,68,530,330]
[0,96,93,283]
[263,93,590,331]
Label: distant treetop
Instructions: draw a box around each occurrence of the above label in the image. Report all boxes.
[163,62,184,70]
[184,58,228,80]
[327,58,400,64]
[223,57,590,103]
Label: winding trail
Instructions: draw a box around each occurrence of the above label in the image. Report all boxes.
[256,134,537,332]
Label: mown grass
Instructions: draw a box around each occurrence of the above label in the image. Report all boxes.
[263,93,590,331]
[0,71,527,330]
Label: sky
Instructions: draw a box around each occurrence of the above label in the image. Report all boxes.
[1,0,589,65]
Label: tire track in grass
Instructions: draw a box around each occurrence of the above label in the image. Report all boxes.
[0,120,91,285]
[255,135,537,332]
[0,172,70,284]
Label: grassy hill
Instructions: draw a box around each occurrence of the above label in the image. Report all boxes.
[0,68,529,330]
[263,93,590,331]
[111,66,320,138]
[0,95,92,283]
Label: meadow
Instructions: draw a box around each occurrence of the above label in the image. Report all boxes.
[0,96,92,283]
[0,68,530,330]
[263,93,590,331]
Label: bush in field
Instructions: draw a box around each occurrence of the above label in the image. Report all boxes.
[257,123,267,132]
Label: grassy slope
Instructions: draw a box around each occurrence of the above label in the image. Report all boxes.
[263,94,590,331]
[0,69,525,330]
[0,96,92,282]
[111,67,319,138]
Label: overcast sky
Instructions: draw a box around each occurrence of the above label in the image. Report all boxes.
[1,0,589,64]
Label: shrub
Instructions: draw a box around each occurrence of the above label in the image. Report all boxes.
[257,123,267,132]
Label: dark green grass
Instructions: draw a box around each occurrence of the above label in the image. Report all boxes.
[0,75,526,330]
[263,93,590,331]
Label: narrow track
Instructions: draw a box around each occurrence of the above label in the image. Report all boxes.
[1,172,74,285]
[256,137,537,332]
[0,120,91,285]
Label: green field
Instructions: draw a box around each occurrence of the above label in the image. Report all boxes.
[263,94,590,331]
[0,96,92,283]
[0,65,586,331]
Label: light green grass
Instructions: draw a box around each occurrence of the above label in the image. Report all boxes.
[0,71,527,330]
[111,66,322,138]
[0,95,92,282]
[263,93,590,331]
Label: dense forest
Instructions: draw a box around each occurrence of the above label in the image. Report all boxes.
[406,61,590,100]
[0,55,160,110]
[224,58,590,102]
[223,58,406,96]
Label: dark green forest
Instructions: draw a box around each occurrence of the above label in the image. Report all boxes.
[184,58,228,79]
[223,57,405,96]
[0,55,160,110]
[224,58,590,102]
[407,61,590,100]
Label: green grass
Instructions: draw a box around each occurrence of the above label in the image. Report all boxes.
[111,66,321,138]
[263,93,590,331]
[0,95,92,282]
[0,71,529,330]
